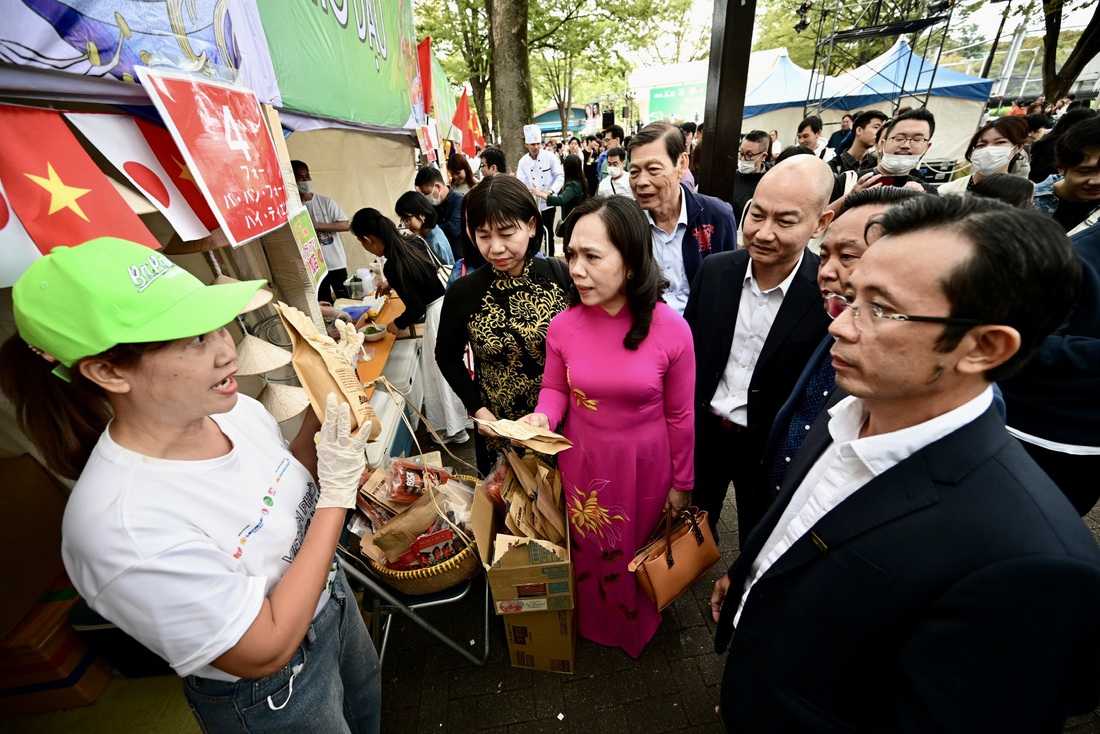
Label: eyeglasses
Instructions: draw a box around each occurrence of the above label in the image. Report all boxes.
[738,149,765,160]
[885,134,930,145]
[824,293,987,331]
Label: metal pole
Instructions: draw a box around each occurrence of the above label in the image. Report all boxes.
[981,0,1012,79]
[1020,47,1038,98]
[993,22,1027,99]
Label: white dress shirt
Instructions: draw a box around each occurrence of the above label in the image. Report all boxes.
[646,192,691,314]
[733,386,995,626]
[709,254,804,426]
[516,150,564,212]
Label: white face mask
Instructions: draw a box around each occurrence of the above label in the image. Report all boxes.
[970,146,1015,176]
[425,188,442,206]
[879,153,923,175]
[608,165,623,178]
[296,180,312,195]
[737,160,757,175]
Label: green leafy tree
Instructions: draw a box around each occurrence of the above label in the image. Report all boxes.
[414,0,493,141]
[754,0,943,72]
[1038,0,1100,100]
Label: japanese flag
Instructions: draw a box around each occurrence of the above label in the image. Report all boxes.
[0,176,40,287]
[65,112,210,243]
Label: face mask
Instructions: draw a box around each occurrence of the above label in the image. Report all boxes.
[608,165,623,177]
[426,190,442,206]
[970,146,1015,176]
[737,160,757,175]
[879,153,922,175]
[296,181,312,195]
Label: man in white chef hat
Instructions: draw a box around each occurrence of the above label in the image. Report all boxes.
[516,123,565,256]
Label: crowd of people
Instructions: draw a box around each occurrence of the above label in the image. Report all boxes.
[4,92,1099,733]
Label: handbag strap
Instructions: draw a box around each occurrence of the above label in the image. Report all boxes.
[663,508,707,569]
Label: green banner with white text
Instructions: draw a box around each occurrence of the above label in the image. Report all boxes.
[256,0,418,128]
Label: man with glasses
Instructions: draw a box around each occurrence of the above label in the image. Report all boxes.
[857,107,938,193]
[478,147,506,179]
[741,186,923,535]
[732,130,772,223]
[712,195,1100,733]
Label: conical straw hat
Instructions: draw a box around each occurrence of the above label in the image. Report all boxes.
[258,382,310,422]
[210,274,273,313]
[235,334,292,375]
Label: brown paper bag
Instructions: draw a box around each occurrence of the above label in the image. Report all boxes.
[374,485,446,562]
[275,302,381,440]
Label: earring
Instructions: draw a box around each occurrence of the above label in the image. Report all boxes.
[626,272,634,280]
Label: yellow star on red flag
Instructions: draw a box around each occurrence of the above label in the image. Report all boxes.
[24,162,91,221]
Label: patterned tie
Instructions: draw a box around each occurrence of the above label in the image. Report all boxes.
[764,354,836,499]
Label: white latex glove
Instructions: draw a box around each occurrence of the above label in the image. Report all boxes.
[315,393,371,509]
[333,320,365,366]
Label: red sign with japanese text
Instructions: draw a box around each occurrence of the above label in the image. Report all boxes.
[137,67,287,247]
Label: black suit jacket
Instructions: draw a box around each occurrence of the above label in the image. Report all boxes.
[715,403,1100,733]
[684,248,830,451]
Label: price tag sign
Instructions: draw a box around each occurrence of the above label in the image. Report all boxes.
[289,207,328,290]
[137,67,288,247]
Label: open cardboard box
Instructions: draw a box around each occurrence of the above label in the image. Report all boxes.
[472,478,574,614]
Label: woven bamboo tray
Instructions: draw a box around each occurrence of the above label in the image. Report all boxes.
[365,474,480,595]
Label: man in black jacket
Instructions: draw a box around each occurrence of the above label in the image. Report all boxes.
[712,196,1100,733]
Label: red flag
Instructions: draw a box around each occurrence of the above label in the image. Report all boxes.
[452,90,475,157]
[417,38,433,119]
[65,112,211,242]
[0,105,159,253]
[469,100,485,150]
[133,117,220,231]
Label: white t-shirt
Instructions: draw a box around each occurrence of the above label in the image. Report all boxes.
[597,173,635,200]
[61,395,333,681]
[304,193,349,270]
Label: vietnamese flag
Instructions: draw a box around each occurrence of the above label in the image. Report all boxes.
[133,117,220,231]
[453,89,486,157]
[468,98,485,150]
[417,38,433,119]
[0,105,160,253]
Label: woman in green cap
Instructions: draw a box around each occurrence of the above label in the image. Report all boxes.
[0,238,381,733]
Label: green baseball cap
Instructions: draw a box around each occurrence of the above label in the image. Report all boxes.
[13,238,269,371]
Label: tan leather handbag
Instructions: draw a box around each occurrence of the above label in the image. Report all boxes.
[628,507,721,611]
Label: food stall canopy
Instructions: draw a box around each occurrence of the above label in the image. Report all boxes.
[0,0,423,132]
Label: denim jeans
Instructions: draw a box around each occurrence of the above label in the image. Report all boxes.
[183,568,380,734]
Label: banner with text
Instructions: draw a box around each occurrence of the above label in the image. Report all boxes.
[255,0,419,129]
[138,67,288,247]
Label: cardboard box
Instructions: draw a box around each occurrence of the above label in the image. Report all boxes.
[472,481,574,614]
[503,609,575,674]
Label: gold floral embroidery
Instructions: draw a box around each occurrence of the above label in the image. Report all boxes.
[465,261,567,453]
[568,479,627,550]
[567,368,598,411]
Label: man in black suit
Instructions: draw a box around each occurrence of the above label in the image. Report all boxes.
[684,155,836,539]
[712,195,1100,733]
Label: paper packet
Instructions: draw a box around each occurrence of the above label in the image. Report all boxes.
[472,418,573,454]
[275,301,381,440]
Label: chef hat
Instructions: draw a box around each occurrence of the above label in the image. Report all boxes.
[523,124,541,145]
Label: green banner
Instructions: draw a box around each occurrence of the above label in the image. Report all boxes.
[256,0,418,128]
[431,54,457,141]
[649,83,707,122]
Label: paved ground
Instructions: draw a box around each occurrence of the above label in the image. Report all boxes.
[361,423,1100,733]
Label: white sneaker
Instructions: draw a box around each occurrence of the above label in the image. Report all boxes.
[442,430,470,445]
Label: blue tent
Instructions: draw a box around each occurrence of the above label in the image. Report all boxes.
[743,54,839,118]
[823,39,992,112]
